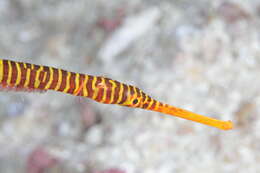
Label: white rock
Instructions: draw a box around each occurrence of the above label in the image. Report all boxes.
[99,7,161,62]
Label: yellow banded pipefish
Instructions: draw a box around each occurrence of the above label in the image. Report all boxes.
[0,59,233,130]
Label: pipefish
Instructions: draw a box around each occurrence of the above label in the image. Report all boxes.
[0,59,233,130]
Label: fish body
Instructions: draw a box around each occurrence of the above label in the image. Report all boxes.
[0,59,233,130]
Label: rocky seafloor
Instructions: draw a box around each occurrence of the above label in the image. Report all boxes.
[0,0,260,172]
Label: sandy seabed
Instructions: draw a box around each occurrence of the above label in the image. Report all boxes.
[0,0,260,172]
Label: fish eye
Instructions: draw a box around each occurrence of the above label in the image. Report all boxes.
[132,98,139,105]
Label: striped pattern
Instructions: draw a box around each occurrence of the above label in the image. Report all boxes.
[0,59,233,130]
[0,59,156,108]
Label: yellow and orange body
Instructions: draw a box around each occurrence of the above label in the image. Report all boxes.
[0,59,233,130]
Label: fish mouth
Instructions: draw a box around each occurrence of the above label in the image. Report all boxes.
[148,102,233,130]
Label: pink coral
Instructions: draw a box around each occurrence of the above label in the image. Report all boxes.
[26,147,58,173]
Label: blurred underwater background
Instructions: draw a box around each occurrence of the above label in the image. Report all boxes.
[1,0,260,172]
